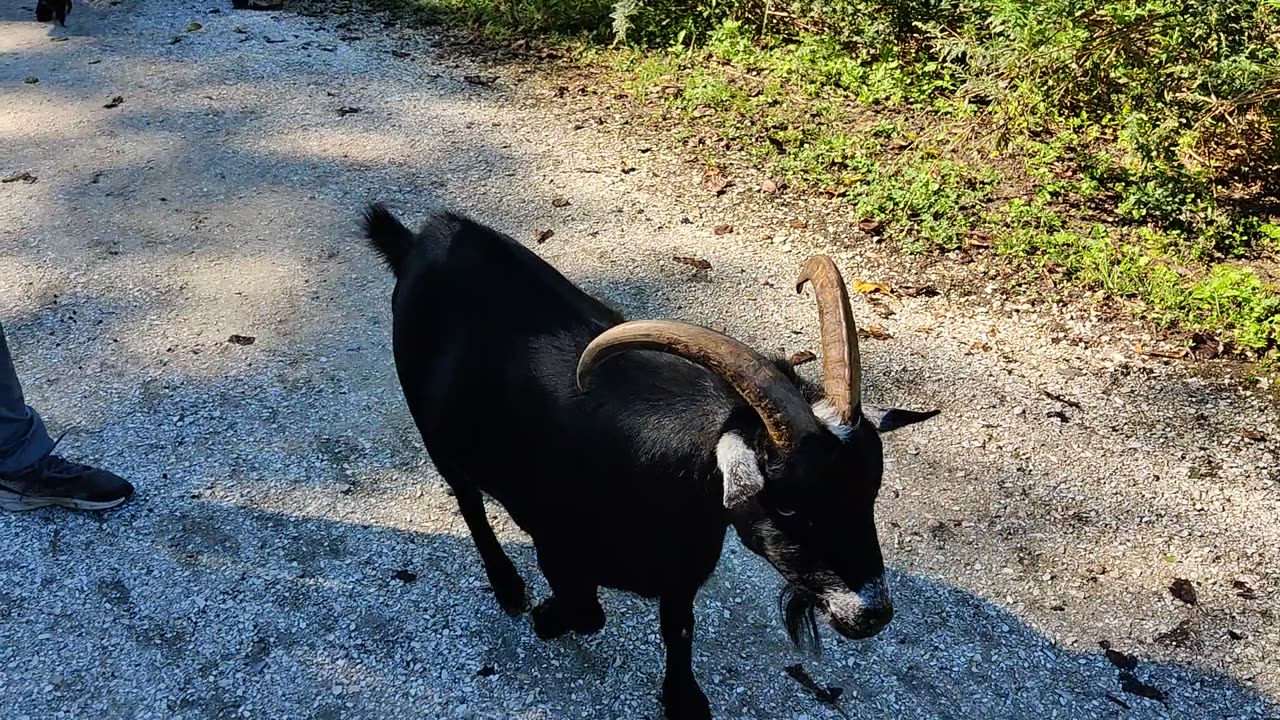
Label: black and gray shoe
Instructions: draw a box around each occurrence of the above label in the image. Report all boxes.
[0,441,133,512]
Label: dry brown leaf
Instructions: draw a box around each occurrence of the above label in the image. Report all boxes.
[712,224,734,236]
[857,219,883,235]
[1233,579,1258,599]
[967,230,993,248]
[1241,427,1267,442]
[672,255,711,271]
[858,324,892,340]
[535,229,555,244]
[702,170,731,195]
[867,298,896,318]
[1135,344,1188,360]
[1169,578,1198,605]
[853,280,892,296]
[788,218,808,229]
[898,284,940,297]
[1190,333,1222,360]
[788,350,817,367]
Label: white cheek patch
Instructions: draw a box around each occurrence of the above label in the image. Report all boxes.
[716,433,764,509]
[811,399,853,441]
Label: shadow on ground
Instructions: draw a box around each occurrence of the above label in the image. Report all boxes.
[3,0,1279,717]
[2,496,1275,720]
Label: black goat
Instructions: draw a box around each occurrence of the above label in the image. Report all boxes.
[362,202,935,719]
[35,0,71,25]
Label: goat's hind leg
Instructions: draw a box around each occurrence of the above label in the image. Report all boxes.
[530,542,605,639]
[444,475,528,616]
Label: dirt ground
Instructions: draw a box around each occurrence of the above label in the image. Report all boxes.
[2,0,1278,718]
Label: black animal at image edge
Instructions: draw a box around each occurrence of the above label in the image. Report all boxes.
[35,0,70,25]
[360,201,938,719]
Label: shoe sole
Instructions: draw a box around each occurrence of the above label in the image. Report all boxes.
[0,490,129,512]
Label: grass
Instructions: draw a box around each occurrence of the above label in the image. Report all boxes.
[366,0,1280,364]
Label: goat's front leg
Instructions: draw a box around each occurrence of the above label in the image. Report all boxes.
[659,590,710,720]
[530,542,605,639]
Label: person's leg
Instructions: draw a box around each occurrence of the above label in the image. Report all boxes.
[0,323,56,474]
[0,322,134,511]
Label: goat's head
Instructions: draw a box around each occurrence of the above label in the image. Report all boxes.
[578,255,909,650]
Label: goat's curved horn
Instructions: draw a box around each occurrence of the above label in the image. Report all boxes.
[795,255,862,423]
[576,320,822,451]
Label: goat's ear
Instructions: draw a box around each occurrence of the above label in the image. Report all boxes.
[873,407,941,433]
[717,433,764,509]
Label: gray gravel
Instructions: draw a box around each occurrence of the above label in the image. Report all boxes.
[2,1,1279,718]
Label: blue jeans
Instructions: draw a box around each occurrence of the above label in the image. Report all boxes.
[0,323,55,475]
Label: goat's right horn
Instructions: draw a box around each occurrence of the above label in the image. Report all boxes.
[795,255,862,424]
[576,320,822,451]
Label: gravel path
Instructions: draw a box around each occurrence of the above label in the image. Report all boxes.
[2,1,1278,718]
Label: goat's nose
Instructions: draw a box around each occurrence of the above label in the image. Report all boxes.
[864,602,893,631]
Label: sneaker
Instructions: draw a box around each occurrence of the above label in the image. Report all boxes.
[0,439,133,512]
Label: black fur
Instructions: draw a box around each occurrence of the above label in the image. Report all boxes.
[35,0,70,25]
[361,203,416,273]
[362,202,934,720]
[779,584,822,656]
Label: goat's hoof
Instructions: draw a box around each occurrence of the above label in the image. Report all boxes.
[491,575,529,616]
[531,597,604,639]
[531,601,570,640]
[661,680,711,720]
[574,602,606,635]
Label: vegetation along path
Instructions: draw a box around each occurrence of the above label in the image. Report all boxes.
[2,0,1278,717]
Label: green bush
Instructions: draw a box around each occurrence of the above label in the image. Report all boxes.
[409,0,1280,356]
[622,0,1279,197]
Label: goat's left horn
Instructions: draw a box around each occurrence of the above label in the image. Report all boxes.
[795,255,862,423]
[576,320,822,451]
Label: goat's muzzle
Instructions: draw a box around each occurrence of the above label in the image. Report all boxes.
[820,576,893,639]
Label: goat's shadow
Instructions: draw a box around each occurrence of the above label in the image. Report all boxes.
[1,494,1275,720]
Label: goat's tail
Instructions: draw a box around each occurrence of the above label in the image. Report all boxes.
[362,202,416,276]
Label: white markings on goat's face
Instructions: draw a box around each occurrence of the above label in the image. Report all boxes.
[821,575,893,639]
[810,399,852,441]
[716,432,764,510]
